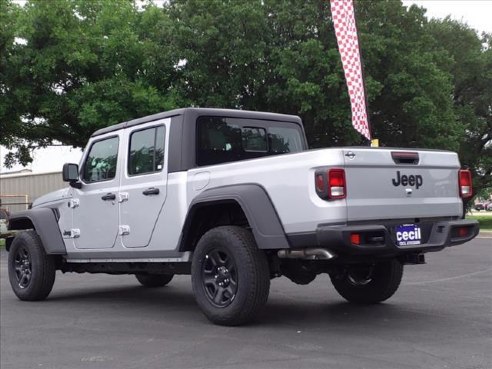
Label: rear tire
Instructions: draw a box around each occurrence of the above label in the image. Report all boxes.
[191,226,270,326]
[135,273,174,287]
[8,231,56,301]
[330,259,403,304]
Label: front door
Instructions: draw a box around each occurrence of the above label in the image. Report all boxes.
[118,120,169,248]
[72,135,121,249]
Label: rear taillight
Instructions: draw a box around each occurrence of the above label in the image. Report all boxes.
[329,169,346,199]
[458,169,473,198]
[315,168,346,200]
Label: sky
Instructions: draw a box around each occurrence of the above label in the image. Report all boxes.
[402,0,492,33]
[1,0,490,174]
[0,145,83,174]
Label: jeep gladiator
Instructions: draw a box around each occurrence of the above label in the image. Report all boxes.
[6,108,479,325]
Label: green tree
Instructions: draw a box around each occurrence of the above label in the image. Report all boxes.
[260,0,360,147]
[357,1,461,151]
[166,0,271,108]
[426,18,491,196]
[164,0,463,150]
[1,0,182,166]
[0,0,32,165]
[2,0,490,200]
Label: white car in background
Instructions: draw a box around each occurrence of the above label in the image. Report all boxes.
[0,209,9,235]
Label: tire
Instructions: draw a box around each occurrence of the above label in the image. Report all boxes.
[8,231,56,301]
[135,273,174,287]
[191,226,270,326]
[330,259,403,304]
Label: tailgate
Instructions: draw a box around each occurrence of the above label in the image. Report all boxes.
[343,148,463,222]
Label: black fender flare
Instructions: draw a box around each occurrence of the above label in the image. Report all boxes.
[180,184,290,250]
[7,208,67,255]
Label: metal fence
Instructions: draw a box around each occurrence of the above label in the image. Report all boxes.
[0,171,67,213]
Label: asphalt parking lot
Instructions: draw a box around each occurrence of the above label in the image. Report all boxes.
[1,235,491,369]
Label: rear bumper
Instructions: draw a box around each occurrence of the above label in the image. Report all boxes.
[287,219,479,258]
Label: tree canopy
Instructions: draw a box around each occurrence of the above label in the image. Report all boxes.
[1,0,490,196]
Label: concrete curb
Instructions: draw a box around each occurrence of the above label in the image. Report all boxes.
[478,231,492,238]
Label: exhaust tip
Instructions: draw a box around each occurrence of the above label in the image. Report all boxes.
[277,248,336,260]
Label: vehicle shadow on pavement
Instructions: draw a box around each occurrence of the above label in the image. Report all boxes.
[259,300,449,330]
[5,284,467,332]
[45,285,197,308]
[10,270,462,330]
[38,284,413,327]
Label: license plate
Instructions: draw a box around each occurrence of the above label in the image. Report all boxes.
[395,224,422,246]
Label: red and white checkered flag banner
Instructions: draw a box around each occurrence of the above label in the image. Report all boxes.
[330,0,371,140]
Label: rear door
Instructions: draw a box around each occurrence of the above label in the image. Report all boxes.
[118,119,170,248]
[342,148,462,222]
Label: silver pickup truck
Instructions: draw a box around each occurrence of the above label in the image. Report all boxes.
[6,108,479,325]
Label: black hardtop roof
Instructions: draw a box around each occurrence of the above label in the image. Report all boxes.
[91,107,302,137]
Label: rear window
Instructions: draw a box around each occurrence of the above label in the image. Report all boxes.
[196,116,304,166]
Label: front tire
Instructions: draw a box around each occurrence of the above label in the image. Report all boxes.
[135,273,174,287]
[330,259,403,304]
[191,226,270,326]
[8,231,56,301]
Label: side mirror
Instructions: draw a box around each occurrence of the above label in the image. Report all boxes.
[62,163,82,188]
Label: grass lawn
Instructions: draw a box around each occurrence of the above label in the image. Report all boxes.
[467,214,492,231]
[0,238,5,248]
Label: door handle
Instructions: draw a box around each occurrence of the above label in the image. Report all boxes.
[142,187,160,196]
[101,193,116,201]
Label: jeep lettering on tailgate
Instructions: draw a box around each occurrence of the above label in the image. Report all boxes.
[392,171,423,189]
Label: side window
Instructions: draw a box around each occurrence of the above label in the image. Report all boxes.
[82,136,119,183]
[196,116,304,166]
[128,126,165,176]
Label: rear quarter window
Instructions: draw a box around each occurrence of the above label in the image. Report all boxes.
[196,116,304,166]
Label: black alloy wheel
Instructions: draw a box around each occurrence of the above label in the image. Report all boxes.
[8,231,56,301]
[191,226,270,326]
[201,249,238,307]
[13,245,32,289]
